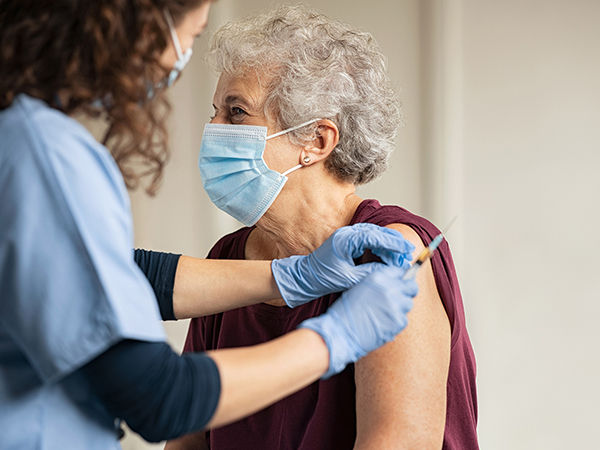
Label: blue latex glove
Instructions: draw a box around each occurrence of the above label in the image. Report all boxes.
[299,265,417,378]
[271,223,415,308]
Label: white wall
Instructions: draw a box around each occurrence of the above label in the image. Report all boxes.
[124,1,600,448]
[461,1,600,448]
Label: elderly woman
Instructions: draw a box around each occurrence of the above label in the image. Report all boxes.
[168,5,478,450]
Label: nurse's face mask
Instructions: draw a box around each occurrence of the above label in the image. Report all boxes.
[92,10,192,107]
[161,9,193,88]
[198,119,320,226]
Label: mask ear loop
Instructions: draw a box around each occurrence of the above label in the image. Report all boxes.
[265,118,322,140]
[164,9,184,60]
[268,118,322,176]
[282,164,303,177]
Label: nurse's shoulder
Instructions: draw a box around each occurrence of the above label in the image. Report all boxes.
[0,94,129,209]
[0,94,165,383]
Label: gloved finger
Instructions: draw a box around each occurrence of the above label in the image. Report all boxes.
[395,315,409,333]
[401,299,414,315]
[391,298,414,319]
[398,278,419,298]
[351,261,387,279]
[335,224,381,258]
[347,225,415,259]
[368,263,409,280]
[367,233,415,260]
[371,266,419,298]
[370,249,401,266]
[373,250,413,268]
[387,290,414,318]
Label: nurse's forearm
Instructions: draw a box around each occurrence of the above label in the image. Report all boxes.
[205,328,329,428]
[172,256,280,319]
[81,340,221,443]
[81,330,327,442]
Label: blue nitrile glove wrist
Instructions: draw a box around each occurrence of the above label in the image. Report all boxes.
[271,223,414,308]
[299,265,418,378]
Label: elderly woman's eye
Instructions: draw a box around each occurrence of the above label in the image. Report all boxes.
[230,106,247,117]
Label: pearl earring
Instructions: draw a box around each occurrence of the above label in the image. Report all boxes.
[303,156,311,164]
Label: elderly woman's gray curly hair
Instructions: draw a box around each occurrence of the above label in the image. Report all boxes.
[208,5,401,185]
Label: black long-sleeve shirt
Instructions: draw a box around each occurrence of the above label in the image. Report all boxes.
[76,249,221,442]
[134,248,181,321]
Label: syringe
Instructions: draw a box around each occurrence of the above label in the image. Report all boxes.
[402,216,457,280]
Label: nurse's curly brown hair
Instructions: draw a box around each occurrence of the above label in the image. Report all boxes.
[0,0,208,194]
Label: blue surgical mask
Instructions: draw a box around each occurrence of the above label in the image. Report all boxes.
[198,119,320,226]
[90,11,191,104]
[162,9,193,88]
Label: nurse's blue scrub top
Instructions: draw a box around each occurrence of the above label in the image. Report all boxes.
[0,95,166,449]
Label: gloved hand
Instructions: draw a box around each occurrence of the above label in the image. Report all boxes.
[299,265,417,378]
[271,223,415,308]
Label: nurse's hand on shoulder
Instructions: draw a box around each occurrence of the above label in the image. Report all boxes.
[300,265,417,378]
[271,223,415,308]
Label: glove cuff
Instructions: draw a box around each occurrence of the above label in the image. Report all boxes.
[298,312,356,379]
[271,256,312,308]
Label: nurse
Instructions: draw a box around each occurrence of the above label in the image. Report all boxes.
[0,1,417,448]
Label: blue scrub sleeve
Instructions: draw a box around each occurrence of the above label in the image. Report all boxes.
[81,340,221,443]
[0,95,165,383]
[134,250,181,321]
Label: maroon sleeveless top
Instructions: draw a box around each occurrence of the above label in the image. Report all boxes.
[184,199,478,449]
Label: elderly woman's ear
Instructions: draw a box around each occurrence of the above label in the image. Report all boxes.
[301,119,339,166]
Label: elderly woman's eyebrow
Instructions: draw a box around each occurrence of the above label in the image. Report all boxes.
[223,94,258,111]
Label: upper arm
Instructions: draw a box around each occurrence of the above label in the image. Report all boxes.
[354,223,451,450]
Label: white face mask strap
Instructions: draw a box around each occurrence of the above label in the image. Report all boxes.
[164,9,184,60]
[266,118,322,141]
[281,164,303,177]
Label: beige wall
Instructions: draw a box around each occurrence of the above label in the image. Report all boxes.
[462,1,600,448]
[123,1,600,448]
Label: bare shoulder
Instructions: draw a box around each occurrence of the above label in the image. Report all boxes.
[383,222,445,320]
[384,223,427,261]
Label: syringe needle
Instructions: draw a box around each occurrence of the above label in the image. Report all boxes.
[441,216,458,236]
[402,216,458,280]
